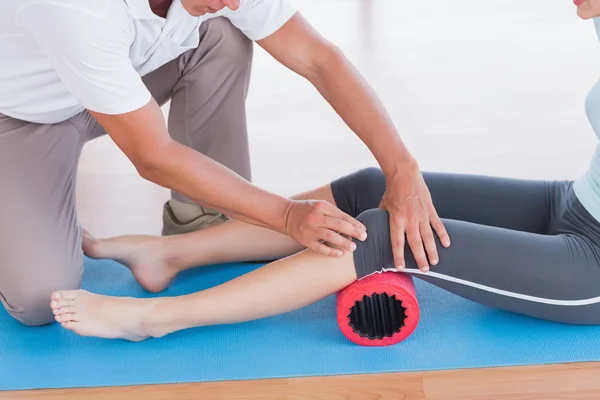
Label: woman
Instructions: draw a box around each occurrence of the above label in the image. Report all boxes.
[50,1,600,341]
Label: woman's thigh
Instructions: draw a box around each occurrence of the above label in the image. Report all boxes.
[331,167,568,233]
[353,208,600,325]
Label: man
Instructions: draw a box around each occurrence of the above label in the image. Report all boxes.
[0,0,450,326]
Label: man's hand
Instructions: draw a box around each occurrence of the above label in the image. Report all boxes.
[380,162,451,272]
[284,199,367,257]
[257,14,451,267]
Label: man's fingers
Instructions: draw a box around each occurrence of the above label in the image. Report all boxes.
[317,228,356,252]
[431,212,451,247]
[390,218,406,271]
[420,220,439,266]
[406,221,429,272]
[322,215,367,242]
[309,240,344,257]
[323,202,367,232]
[344,214,367,232]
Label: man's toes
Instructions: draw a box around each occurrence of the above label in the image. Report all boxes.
[53,305,75,316]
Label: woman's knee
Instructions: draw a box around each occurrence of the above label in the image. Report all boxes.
[352,208,395,279]
[2,260,82,327]
[331,167,387,217]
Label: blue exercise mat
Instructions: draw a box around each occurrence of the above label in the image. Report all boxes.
[2,258,600,391]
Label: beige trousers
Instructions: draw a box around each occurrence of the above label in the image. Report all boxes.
[0,18,252,326]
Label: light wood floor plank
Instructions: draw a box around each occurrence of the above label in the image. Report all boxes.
[424,362,600,400]
[6,364,600,399]
[1,375,424,400]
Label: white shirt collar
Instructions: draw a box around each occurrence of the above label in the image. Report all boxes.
[124,0,185,20]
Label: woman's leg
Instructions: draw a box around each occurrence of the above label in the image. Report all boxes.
[50,245,358,341]
[82,185,339,293]
[84,167,564,293]
[51,202,600,341]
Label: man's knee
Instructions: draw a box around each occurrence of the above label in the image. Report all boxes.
[200,17,253,70]
[3,262,82,327]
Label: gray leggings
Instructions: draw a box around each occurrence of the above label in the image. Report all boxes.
[331,168,600,325]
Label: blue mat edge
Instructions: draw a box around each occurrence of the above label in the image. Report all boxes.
[3,359,593,392]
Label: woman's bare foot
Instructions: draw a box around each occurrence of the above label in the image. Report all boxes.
[50,290,168,341]
[82,230,180,293]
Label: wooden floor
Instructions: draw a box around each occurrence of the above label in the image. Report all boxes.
[8,0,600,398]
[5,363,600,399]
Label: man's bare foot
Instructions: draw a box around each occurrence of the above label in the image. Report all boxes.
[82,230,180,293]
[50,290,169,341]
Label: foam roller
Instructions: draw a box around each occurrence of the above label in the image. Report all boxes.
[336,271,420,346]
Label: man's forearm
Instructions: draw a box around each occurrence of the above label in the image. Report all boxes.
[308,49,417,176]
[90,101,292,233]
[141,140,291,231]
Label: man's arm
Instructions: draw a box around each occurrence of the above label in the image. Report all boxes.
[257,13,452,270]
[90,98,367,256]
[90,99,287,228]
[16,2,367,257]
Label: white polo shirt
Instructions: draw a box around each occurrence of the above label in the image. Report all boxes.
[0,0,296,124]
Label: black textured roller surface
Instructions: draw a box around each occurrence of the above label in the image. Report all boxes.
[347,293,407,340]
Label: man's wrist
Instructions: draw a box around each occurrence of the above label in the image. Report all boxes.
[376,144,419,180]
[241,191,293,234]
[267,195,294,234]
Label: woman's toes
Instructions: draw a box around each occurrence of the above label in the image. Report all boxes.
[62,321,78,332]
[58,290,81,300]
[50,298,74,310]
[55,313,76,323]
[53,305,75,316]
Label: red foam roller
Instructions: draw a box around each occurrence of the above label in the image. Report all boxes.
[336,271,420,346]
